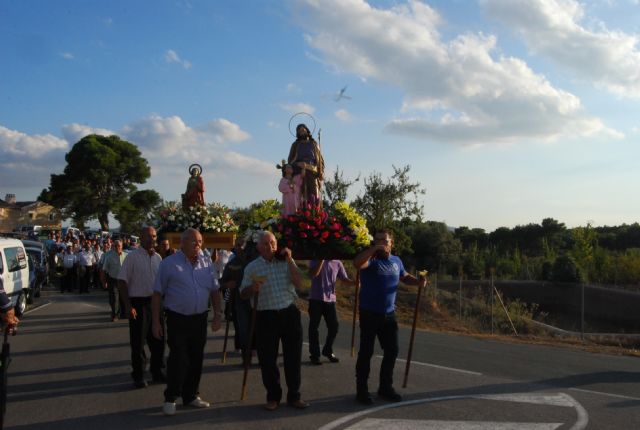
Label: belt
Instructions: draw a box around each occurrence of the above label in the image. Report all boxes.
[258,303,297,314]
[165,309,208,319]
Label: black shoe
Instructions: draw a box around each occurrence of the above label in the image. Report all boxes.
[377,387,402,402]
[323,353,340,363]
[133,379,148,389]
[152,372,166,383]
[309,356,322,365]
[356,391,374,405]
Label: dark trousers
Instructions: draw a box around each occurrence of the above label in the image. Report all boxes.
[129,297,165,382]
[355,309,399,392]
[308,299,339,359]
[256,304,302,403]
[79,266,91,293]
[234,293,253,357]
[62,266,76,292]
[164,310,208,404]
[106,276,122,318]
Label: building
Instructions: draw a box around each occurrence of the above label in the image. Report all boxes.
[0,194,62,233]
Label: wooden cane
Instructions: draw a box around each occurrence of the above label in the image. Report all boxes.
[350,271,360,357]
[402,270,427,389]
[240,291,259,400]
[221,315,231,364]
[221,289,235,364]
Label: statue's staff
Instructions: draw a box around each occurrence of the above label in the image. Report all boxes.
[240,290,259,400]
[402,270,428,388]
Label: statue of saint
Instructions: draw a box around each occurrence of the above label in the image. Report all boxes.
[182,164,205,209]
[287,124,324,208]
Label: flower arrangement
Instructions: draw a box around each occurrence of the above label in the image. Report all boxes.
[155,201,239,233]
[275,201,371,259]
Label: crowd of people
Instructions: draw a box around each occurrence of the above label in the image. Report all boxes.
[29,225,426,416]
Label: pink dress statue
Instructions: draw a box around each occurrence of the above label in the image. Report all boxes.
[279,165,300,216]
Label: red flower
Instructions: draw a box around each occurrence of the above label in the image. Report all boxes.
[312,230,320,237]
[334,232,341,238]
[321,231,329,239]
[300,232,308,238]
[304,210,311,218]
[288,216,295,222]
[299,222,308,230]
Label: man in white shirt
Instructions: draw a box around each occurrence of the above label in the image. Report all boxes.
[77,243,96,293]
[118,227,165,389]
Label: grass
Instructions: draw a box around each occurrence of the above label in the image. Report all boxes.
[295,261,640,358]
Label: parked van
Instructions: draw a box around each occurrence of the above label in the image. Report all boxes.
[0,238,30,316]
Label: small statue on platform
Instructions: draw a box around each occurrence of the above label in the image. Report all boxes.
[287,123,324,208]
[278,162,300,216]
[182,164,205,209]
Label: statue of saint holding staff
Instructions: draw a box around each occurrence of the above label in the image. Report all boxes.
[287,123,324,208]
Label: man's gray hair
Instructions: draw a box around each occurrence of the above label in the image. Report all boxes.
[181,227,200,243]
[257,230,274,243]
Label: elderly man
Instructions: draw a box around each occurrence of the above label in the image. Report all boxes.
[240,231,308,411]
[101,240,125,321]
[118,227,165,389]
[152,228,222,417]
[353,229,427,405]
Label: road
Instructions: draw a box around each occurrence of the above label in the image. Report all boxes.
[3,289,640,429]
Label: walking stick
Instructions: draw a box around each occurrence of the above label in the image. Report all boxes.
[402,270,427,389]
[221,289,235,364]
[240,291,259,401]
[350,271,360,357]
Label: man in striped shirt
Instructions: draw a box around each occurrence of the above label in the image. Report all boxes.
[240,231,309,411]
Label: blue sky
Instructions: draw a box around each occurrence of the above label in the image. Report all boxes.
[1,0,639,231]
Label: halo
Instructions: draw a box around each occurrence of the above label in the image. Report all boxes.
[288,112,316,137]
[188,164,202,175]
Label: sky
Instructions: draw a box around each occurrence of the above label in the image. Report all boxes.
[1,0,639,232]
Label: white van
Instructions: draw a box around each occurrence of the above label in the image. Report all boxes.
[0,238,30,316]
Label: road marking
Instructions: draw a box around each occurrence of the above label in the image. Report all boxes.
[346,418,562,429]
[24,301,52,315]
[317,392,588,430]
[377,356,483,376]
[569,387,640,402]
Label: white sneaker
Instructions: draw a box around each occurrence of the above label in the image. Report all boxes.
[163,402,176,416]
[187,397,210,408]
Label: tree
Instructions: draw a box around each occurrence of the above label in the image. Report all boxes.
[322,166,359,209]
[114,189,162,234]
[39,134,151,230]
[352,165,425,231]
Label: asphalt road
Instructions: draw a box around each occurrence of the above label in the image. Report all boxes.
[3,289,640,429]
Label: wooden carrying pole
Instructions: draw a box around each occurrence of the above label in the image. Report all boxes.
[350,271,360,357]
[240,291,259,400]
[402,271,426,389]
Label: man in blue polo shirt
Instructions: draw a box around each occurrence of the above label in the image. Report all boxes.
[353,229,426,405]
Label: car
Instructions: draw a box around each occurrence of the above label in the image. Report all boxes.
[22,240,49,297]
[0,238,30,317]
[26,253,42,304]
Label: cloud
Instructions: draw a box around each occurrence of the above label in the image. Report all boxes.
[480,0,640,97]
[286,83,301,93]
[59,52,74,60]
[280,102,316,115]
[164,49,192,69]
[295,0,620,145]
[1,116,270,200]
[0,126,69,191]
[0,126,68,159]
[61,124,117,143]
[335,109,352,122]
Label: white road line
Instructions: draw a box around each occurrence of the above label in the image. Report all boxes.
[569,387,640,402]
[346,418,562,430]
[378,356,483,376]
[317,392,588,430]
[24,301,52,315]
